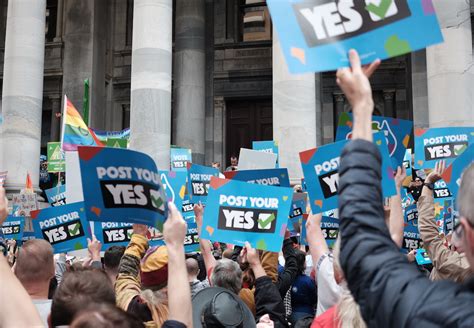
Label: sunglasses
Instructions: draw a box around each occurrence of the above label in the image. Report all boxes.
[453,217,474,237]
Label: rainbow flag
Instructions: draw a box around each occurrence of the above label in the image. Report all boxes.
[61,95,103,151]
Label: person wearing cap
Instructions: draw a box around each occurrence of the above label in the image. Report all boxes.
[417,160,470,283]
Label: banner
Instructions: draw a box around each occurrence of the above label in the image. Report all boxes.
[94,221,134,248]
[267,0,443,73]
[1,216,25,241]
[336,113,412,168]
[31,202,92,253]
[78,146,168,229]
[45,184,67,207]
[414,127,474,169]
[201,177,293,252]
[442,144,474,197]
[159,171,187,211]
[187,163,220,204]
[238,148,278,170]
[402,204,422,253]
[91,128,130,143]
[170,148,192,172]
[287,193,307,233]
[224,168,290,187]
[12,193,38,217]
[252,141,279,167]
[106,138,128,149]
[47,142,66,173]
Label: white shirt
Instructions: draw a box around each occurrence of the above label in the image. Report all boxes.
[316,254,342,316]
[32,299,52,327]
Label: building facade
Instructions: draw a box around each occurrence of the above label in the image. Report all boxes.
[0,0,473,191]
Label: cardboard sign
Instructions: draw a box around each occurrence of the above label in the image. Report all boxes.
[252,141,279,167]
[336,113,413,168]
[373,132,397,197]
[238,148,278,170]
[300,139,348,213]
[78,146,168,229]
[224,168,290,187]
[187,163,220,204]
[201,177,293,252]
[94,221,134,248]
[414,127,474,169]
[1,216,25,241]
[321,216,339,247]
[300,214,309,245]
[442,144,474,197]
[267,0,443,73]
[170,148,192,172]
[31,202,92,253]
[287,193,307,233]
[415,248,432,266]
[402,204,422,253]
[47,142,66,173]
[159,171,187,212]
[12,193,38,217]
[45,185,67,207]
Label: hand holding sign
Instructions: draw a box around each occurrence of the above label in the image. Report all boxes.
[87,235,102,262]
[164,202,188,249]
[133,224,148,237]
[394,166,407,190]
[426,160,446,184]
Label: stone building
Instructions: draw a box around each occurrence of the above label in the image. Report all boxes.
[0,0,473,192]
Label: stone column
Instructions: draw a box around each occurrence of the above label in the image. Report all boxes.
[410,50,429,128]
[54,0,63,41]
[50,96,62,141]
[129,0,173,169]
[426,0,473,127]
[173,0,206,164]
[0,0,46,192]
[273,29,317,184]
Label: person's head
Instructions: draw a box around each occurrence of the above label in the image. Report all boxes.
[51,269,116,327]
[140,245,169,291]
[211,259,242,295]
[455,164,474,269]
[14,239,54,297]
[104,245,125,282]
[230,155,238,167]
[295,249,306,275]
[211,162,221,170]
[70,304,144,328]
[186,258,200,281]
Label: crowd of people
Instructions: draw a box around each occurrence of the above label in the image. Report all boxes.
[1,50,473,327]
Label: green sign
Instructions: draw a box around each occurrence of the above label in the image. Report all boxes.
[47,142,65,172]
[106,138,128,149]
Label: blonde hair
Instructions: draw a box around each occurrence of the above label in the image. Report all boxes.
[333,238,366,328]
[140,289,169,326]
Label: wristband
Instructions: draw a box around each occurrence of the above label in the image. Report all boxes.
[423,182,434,190]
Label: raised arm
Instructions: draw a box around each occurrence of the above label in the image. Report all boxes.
[163,202,192,327]
[417,160,470,282]
[194,203,217,276]
[389,166,406,248]
[305,212,329,277]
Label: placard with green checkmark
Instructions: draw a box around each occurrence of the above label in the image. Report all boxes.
[267,0,443,73]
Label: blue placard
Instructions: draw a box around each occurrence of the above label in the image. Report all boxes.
[287,193,307,233]
[183,217,200,253]
[402,204,422,253]
[252,141,279,167]
[414,127,474,169]
[321,216,339,247]
[442,144,474,197]
[415,248,432,266]
[1,216,25,241]
[267,0,443,73]
[201,177,293,252]
[300,139,348,213]
[159,171,187,211]
[224,168,290,187]
[78,146,168,229]
[170,148,192,172]
[336,113,413,168]
[432,180,453,233]
[94,221,134,248]
[31,202,92,254]
[373,132,397,197]
[187,163,220,205]
[403,149,412,178]
[45,184,67,207]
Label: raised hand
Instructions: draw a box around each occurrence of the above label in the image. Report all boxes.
[426,160,446,184]
[163,202,187,249]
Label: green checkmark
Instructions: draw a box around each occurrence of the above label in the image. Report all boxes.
[258,213,276,229]
[329,230,338,239]
[366,0,393,19]
[127,229,133,240]
[68,223,81,236]
[151,195,164,209]
[13,226,20,233]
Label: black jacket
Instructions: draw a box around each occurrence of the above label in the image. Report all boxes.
[338,140,474,327]
[255,275,287,327]
[277,238,299,297]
